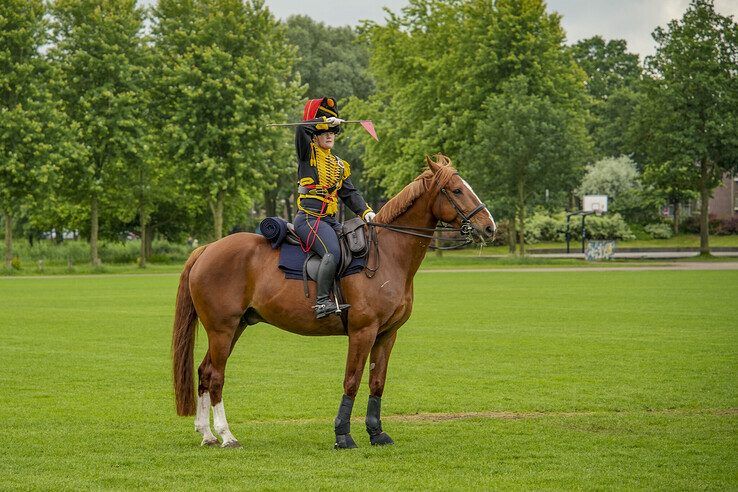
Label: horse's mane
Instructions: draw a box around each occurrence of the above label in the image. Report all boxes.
[375,155,457,224]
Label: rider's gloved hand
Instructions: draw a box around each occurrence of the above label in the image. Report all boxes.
[326,117,345,127]
[364,211,376,222]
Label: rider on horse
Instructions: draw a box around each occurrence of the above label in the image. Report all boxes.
[294,97,376,319]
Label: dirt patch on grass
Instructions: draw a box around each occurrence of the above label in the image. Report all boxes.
[383,410,592,422]
[260,407,737,425]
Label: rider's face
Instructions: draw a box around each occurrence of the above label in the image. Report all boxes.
[314,132,335,150]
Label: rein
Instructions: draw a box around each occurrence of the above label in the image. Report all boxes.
[363,180,488,277]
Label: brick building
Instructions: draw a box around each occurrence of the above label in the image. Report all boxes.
[709,174,738,219]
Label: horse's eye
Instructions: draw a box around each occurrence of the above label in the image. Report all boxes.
[453,188,462,195]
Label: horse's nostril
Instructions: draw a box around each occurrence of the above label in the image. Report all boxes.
[484,225,495,237]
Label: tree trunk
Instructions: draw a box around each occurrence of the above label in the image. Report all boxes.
[517,178,526,256]
[145,224,154,259]
[210,192,225,240]
[139,210,147,268]
[284,195,293,221]
[264,189,277,217]
[699,159,710,256]
[90,196,101,266]
[508,218,516,254]
[4,210,12,270]
[673,201,680,235]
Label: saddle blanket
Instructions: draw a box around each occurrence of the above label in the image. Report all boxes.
[278,243,366,281]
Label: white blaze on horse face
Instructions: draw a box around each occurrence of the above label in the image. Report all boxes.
[212,401,239,447]
[461,178,496,228]
[195,392,218,444]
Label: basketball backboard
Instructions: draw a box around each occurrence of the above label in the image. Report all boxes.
[583,195,608,214]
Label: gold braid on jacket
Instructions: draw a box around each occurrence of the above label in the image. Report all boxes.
[297,143,350,217]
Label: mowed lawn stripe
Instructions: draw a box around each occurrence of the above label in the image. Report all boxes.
[0,270,735,489]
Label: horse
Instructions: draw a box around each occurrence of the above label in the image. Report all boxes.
[172,154,496,448]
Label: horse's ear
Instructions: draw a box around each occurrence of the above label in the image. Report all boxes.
[426,155,442,174]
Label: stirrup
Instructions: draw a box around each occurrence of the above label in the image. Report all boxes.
[313,299,350,319]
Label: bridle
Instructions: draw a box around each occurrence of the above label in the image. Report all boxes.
[364,177,490,276]
[439,187,488,236]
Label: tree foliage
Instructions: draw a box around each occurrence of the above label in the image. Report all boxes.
[578,156,639,200]
[571,36,643,160]
[285,15,374,102]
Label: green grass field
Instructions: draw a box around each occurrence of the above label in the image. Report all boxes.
[1,269,736,490]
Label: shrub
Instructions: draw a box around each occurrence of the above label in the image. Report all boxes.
[523,212,635,243]
[524,214,559,244]
[644,223,674,239]
[681,214,737,235]
[489,220,511,246]
[1,239,193,265]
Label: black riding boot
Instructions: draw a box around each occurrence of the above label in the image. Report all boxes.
[314,253,350,319]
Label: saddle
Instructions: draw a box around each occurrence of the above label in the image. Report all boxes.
[283,217,369,282]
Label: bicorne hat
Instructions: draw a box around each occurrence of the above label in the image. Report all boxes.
[303,97,341,134]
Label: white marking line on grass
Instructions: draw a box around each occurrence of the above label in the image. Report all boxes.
[419,263,738,273]
[0,273,181,280]
[2,263,737,280]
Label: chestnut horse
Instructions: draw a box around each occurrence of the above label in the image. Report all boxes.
[172,155,496,448]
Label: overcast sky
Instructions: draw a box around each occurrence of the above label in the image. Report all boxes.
[260,0,738,59]
[139,1,738,59]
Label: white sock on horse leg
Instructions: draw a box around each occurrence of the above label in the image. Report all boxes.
[194,393,217,443]
[213,401,239,446]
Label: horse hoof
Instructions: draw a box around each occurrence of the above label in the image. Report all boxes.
[201,438,219,447]
[370,432,394,446]
[334,434,358,449]
[221,440,242,449]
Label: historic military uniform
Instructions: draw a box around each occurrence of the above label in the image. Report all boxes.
[293,97,374,319]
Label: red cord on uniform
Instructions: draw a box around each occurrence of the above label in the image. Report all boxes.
[299,200,328,253]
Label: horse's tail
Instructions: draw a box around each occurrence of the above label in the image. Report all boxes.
[172,245,207,416]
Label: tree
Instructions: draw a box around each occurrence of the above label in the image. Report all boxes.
[643,0,738,254]
[49,0,149,265]
[460,0,591,254]
[351,0,590,256]
[571,36,641,100]
[0,0,67,269]
[641,159,696,234]
[571,36,644,159]
[471,76,589,255]
[152,0,300,239]
[578,156,640,201]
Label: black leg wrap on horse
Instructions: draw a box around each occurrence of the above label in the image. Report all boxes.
[334,394,357,449]
[365,395,383,436]
[366,395,394,446]
[334,394,354,434]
